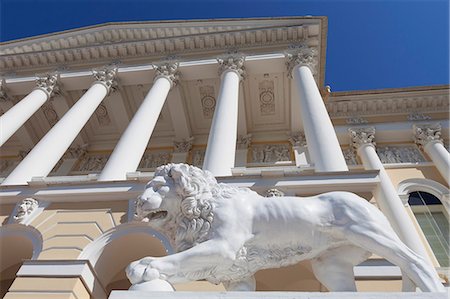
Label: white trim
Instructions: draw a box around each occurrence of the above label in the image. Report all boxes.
[78,222,174,266]
[398,178,450,212]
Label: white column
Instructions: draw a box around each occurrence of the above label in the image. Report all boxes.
[0,74,58,147]
[414,124,450,182]
[350,127,433,268]
[287,47,348,172]
[2,67,117,185]
[99,63,179,181]
[203,56,245,176]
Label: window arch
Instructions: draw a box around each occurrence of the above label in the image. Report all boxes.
[398,179,449,268]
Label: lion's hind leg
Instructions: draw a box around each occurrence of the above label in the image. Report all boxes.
[343,223,445,292]
[311,245,370,291]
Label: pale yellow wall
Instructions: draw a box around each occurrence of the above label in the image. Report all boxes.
[30,201,128,260]
[0,204,15,225]
[4,277,89,299]
[356,280,402,292]
[385,166,448,188]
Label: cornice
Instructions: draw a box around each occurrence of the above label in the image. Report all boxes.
[327,87,450,117]
[0,18,325,78]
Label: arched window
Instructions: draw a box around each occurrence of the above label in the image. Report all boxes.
[408,191,449,267]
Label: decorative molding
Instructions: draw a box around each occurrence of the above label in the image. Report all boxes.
[64,144,88,159]
[236,134,252,150]
[94,103,111,126]
[173,137,194,153]
[376,145,426,164]
[259,79,275,115]
[346,116,368,125]
[251,144,291,163]
[0,21,318,70]
[76,154,109,172]
[153,62,180,87]
[265,188,285,197]
[138,151,171,169]
[413,123,443,149]
[191,148,206,167]
[327,93,449,117]
[92,66,118,94]
[0,78,10,102]
[199,85,216,118]
[407,112,431,121]
[349,127,376,150]
[13,198,39,223]
[217,55,246,79]
[288,131,306,147]
[342,148,358,165]
[42,102,59,126]
[35,73,59,97]
[285,44,318,78]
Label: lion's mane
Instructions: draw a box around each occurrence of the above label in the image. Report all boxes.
[153,164,254,253]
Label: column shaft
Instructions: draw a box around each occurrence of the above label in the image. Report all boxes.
[424,141,450,182]
[358,144,432,262]
[293,65,348,172]
[99,77,172,181]
[2,83,108,185]
[0,89,48,147]
[203,70,240,176]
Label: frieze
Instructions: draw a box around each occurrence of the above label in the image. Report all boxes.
[407,112,431,121]
[236,134,252,150]
[288,131,306,147]
[138,151,171,170]
[251,144,291,163]
[76,154,109,172]
[191,148,206,167]
[376,145,426,164]
[342,148,358,165]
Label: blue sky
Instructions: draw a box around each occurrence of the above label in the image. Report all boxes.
[1,0,448,91]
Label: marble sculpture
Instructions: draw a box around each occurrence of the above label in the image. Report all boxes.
[126,163,444,292]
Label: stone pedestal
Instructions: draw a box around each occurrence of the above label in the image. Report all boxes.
[109,291,447,299]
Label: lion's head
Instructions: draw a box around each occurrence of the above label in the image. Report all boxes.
[135,164,222,252]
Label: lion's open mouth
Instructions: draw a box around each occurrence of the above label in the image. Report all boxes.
[146,210,168,221]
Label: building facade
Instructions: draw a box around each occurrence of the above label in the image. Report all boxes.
[0,17,448,298]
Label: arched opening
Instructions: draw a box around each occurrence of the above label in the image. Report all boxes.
[80,223,173,295]
[408,191,449,267]
[0,225,42,297]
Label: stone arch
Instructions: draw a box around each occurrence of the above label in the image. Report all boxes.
[78,222,173,295]
[0,224,43,297]
[398,178,449,210]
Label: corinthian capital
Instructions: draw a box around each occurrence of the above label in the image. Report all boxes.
[285,45,318,78]
[92,66,118,94]
[35,73,60,97]
[349,127,376,150]
[288,131,306,147]
[413,124,443,149]
[217,55,246,79]
[154,62,180,87]
[173,137,194,153]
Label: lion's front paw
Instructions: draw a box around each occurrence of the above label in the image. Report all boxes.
[126,258,160,285]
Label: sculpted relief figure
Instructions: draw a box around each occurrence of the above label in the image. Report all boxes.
[127,163,444,292]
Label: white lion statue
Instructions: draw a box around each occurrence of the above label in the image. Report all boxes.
[126,163,444,292]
